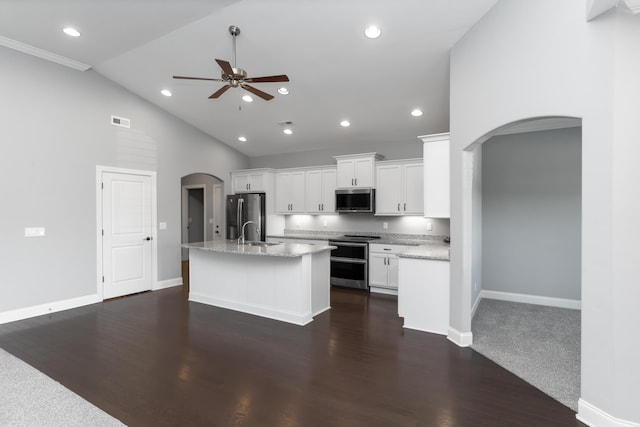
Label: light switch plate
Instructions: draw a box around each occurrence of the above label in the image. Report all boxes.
[159,222,167,230]
[25,227,45,237]
[383,222,388,230]
[426,222,433,231]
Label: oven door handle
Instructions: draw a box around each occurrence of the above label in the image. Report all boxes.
[328,242,368,248]
[330,257,367,264]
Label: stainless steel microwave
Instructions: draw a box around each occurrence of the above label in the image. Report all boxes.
[335,188,375,213]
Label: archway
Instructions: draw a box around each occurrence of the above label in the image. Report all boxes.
[180,173,225,289]
[463,116,582,410]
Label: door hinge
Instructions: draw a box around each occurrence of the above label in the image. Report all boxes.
[101,182,104,190]
[102,229,104,236]
[102,276,104,283]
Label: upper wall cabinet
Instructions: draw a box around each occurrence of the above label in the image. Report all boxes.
[420,133,450,218]
[231,169,274,193]
[275,169,306,214]
[334,153,383,189]
[306,167,337,214]
[375,159,423,216]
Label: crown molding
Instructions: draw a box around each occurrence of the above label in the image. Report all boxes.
[0,35,91,71]
[620,0,640,14]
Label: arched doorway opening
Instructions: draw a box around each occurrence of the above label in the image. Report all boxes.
[465,117,582,410]
[180,173,225,290]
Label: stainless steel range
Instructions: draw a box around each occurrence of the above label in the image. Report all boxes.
[328,235,381,290]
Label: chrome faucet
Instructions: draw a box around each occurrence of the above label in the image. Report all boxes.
[238,220,260,244]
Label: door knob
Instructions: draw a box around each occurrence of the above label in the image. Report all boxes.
[144,236,153,241]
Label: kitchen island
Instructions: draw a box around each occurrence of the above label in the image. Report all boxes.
[181,240,335,326]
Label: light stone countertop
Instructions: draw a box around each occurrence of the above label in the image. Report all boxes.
[181,240,335,258]
[397,243,450,261]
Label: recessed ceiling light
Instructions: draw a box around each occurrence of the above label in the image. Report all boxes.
[238,136,247,142]
[242,95,253,102]
[63,27,80,37]
[283,128,293,135]
[411,109,423,117]
[340,120,351,127]
[160,89,172,97]
[364,25,381,39]
[278,87,289,95]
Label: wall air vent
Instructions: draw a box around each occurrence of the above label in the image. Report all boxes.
[111,115,131,128]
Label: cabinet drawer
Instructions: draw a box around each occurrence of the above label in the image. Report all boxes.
[369,243,411,255]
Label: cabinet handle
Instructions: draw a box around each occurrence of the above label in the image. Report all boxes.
[383,248,391,251]
[404,203,406,211]
[355,178,358,186]
[351,178,354,186]
[397,203,400,211]
[321,203,324,211]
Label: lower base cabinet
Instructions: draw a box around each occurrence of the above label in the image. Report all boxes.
[398,257,450,335]
[369,244,411,295]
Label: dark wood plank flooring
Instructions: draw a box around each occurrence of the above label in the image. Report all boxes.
[0,286,585,427]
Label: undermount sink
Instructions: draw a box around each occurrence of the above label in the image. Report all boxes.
[243,241,281,247]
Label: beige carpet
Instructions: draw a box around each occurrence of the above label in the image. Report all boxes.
[472,299,581,411]
[0,348,125,426]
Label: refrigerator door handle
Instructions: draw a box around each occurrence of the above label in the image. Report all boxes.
[237,198,244,236]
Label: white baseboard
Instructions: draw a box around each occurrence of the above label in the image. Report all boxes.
[480,290,581,310]
[189,292,313,326]
[369,286,398,296]
[0,294,101,325]
[154,277,183,291]
[577,399,640,427]
[447,327,473,347]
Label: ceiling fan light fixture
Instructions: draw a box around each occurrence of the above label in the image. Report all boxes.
[364,25,381,39]
[411,108,423,117]
[278,87,289,95]
[340,120,351,127]
[63,27,81,37]
[242,95,253,102]
[160,89,172,97]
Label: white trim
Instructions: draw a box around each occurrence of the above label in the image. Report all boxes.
[369,286,398,296]
[0,35,91,71]
[0,294,100,325]
[447,327,473,347]
[189,293,313,326]
[96,166,158,301]
[471,291,482,319]
[480,290,581,310]
[577,399,640,427]
[154,278,183,291]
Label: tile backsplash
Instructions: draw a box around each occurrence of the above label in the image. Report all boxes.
[284,214,449,237]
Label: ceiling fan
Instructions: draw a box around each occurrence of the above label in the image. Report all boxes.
[173,25,289,101]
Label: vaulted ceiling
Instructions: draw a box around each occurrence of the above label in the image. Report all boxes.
[0,0,498,157]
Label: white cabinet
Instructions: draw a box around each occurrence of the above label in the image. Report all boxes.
[369,243,411,294]
[334,153,383,188]
[420,133,450,218]
[306,168,336,213]
[276,170,306,213]
[232,169,271,193]
[375,159,423,216]
[398,257,450,335]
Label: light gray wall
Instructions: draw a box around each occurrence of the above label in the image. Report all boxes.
[481,127,581,300]
[0,46,249,313]
[249,139,423,169]
[451,1,640,422]
[284,215,450,237]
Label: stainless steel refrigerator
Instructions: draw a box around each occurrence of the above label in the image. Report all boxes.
[226,193,266,241]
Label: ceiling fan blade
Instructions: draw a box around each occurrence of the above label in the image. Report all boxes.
[208,85,231,99]
[215,59,234,76]
[245,74,290,83]
[241,84,274,101]
[173,75,224,81]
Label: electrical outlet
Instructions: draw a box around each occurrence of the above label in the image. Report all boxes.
[25,227,45,237]
[322,220,328,227]
[426,222,433,231]
[383,222,388,230]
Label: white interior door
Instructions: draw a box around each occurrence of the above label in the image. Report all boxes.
[102,172,153,299]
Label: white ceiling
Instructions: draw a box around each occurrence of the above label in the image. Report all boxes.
[0,0,498,157]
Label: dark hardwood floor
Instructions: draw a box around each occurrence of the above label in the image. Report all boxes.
[0,286,585,427]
